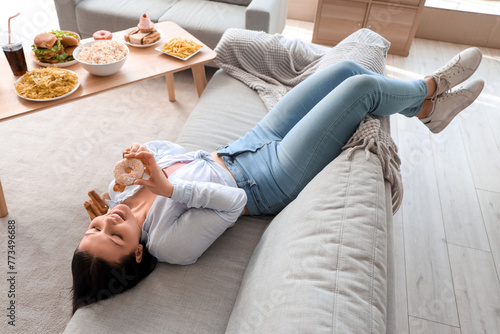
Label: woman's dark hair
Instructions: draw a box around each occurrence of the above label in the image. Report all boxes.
[71,242,157,314]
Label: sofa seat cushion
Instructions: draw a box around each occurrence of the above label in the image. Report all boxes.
[225,148,391,333]
[75,0,178,38]
[159,0,246,49]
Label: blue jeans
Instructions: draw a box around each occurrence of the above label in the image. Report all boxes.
[217,60,427,215]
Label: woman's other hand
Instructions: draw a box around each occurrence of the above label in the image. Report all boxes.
[123,143,149,157]
[124,151,174,198]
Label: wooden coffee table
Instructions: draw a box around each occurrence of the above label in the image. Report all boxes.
[0,21,217,121]
[0,21,216,217]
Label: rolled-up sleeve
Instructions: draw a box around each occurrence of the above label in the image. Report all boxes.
[153,180,247,265]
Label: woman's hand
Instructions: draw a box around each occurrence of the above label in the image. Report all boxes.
[123,143,149,158]
[124,151,174,198]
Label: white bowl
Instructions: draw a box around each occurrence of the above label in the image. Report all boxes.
[73,40,129,76]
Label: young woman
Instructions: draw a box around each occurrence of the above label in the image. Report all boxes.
[72,48,484,313]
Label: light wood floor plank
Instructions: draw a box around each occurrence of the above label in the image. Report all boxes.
[458,100,500,192]
[398,130,460,326]
[431,124,490,250]
[409,316,461,334]
[448,244,500,333]
[282,19,315,42]
[475,47,500,150]
[456,44,500,192]
[477,189,500,281]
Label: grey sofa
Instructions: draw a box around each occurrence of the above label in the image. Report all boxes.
[54,0,288,50]
[64,30,396,333]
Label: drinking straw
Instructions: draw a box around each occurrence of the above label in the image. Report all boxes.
[8,13,20,45]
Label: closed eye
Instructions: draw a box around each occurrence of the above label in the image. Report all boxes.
[89,226,122,240]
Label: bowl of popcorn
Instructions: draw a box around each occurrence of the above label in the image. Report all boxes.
[74,40,129,76]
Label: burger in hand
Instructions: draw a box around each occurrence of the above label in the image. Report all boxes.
[32,30,81,64]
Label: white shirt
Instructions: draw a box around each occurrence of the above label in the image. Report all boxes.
[106,141,247,265]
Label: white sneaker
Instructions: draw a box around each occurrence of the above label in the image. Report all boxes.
[427,47,483,98]
[420,79,484,134]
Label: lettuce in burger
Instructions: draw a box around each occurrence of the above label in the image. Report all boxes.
[32,30,80,64]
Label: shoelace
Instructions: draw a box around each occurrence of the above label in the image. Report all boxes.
[427,84,466,121]
[437,85,466,101]
[434,56,466,94]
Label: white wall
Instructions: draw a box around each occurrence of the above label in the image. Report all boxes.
[415,7,500,49]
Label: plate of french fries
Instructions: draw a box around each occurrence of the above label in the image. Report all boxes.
[155,38,204,60]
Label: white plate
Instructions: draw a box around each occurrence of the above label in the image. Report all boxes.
[155,43,205,61]
[15,69,80,102]
[32,52,78,67]
[123,28,163,48]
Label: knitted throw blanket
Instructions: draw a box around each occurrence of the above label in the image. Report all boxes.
[214,28,403,213]
[342,115,403,213]
[215,28,390,110]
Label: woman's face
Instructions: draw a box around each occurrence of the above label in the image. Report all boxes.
[78,204,143,264]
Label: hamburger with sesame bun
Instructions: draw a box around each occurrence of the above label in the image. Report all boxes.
[32,30,80,64]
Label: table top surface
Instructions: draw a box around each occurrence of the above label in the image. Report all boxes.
[0,21,217,122]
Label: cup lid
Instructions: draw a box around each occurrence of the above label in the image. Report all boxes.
[0,32,22,46]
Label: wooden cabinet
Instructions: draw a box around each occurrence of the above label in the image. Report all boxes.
[313,0,368,42]
[313,0,426,56]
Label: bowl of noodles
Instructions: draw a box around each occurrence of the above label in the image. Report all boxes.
[14,67,80,101]
[74,40,129,76]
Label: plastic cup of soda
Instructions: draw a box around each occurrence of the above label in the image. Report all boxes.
[1,32,28,76]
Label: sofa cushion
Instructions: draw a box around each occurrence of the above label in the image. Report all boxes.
[75,0,178,38]
[176,69,267,152]
[225,148,391,333]
[211,0,252,6]
[158,0,246,49]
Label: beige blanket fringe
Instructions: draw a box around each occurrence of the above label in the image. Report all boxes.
[342,115,403,213]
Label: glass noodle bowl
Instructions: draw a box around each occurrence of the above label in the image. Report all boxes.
[74,40,129,76]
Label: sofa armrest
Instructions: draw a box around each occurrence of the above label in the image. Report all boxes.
[245,0,288,34]
[54,0,83,34]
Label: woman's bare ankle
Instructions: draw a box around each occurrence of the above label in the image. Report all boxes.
[417,100,434,119]
[424,76,437,99]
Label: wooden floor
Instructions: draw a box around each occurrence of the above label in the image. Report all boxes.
[388,40,500,334]
[285,20,500,334]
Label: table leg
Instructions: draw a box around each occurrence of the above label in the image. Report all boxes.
[191,64,207,97]
[165,72,176,102]
[0,180,8,218]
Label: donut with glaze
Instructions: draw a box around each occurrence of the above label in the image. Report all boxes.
[113,158,145,192]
